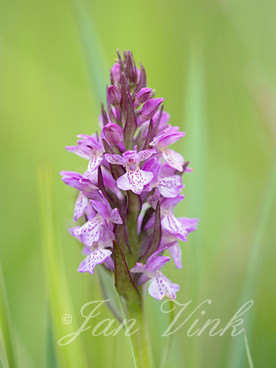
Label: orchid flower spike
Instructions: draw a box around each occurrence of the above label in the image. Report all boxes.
[61,50,198,302]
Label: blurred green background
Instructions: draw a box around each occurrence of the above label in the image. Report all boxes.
[0,0,275,367]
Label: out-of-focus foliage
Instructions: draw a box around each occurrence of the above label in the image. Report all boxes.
[0,0,275,367]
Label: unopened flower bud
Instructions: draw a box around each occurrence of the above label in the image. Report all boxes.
[103,122,123,144]
[135,88,152,105]
[125,51,137,86]
[110,63,121,86]
[107,85,121,106]
[138,98,164,124]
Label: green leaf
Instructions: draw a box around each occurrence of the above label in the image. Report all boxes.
[141,207,155,233]
[97,166,121,208]
[127,192,142,220]
[142,119,153,150]
[113,241,141,308]
[122,78,137,149]
[140,202,161,262]
[126,192,142,260]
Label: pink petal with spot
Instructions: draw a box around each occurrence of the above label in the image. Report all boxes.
[162,149,184,172]
[116,173,132,191]
[85,156,103,177]
[162,214,188,242]
[168,243,182,269]
[74,192,89,221]
[123,169,154,194]
[105,153,123,165]
[78,248,112,275]
[148,272,179,300]
[157,175,183,198]
[72,217,103,246]
[138,149,155,162]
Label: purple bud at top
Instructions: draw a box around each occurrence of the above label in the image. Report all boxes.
[142,98,164,118]
[110,63,121,86]
[125,51,137,85]
[103,122,124,145]
[107,85,121,106]
[137,98,164,125]
[135,88,152,105]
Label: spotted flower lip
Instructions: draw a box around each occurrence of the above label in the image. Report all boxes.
[78,247,112,275]
[131,250,180,300]
[74,192,89,221]
[61,50,198,301]
[105,149,155,194]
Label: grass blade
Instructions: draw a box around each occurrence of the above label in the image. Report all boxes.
[0,264,18,368]
[181,44,207,368]
[159,301,175,368]
[227,163,276,367]
[71,0,108,106]
[45,307,58,368]
[38,166,89,368]
[183,43,207,296]
[243,329,255,368]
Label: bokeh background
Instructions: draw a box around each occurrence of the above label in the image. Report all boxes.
[0,0,276,367]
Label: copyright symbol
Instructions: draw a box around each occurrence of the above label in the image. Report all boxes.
[62,314,72,324]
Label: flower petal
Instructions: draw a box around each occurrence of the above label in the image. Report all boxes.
[162,149,184,172]
[162,214,188,241]
[109,208,123,224]
[71,216,103,246]
[116,172,132,191]
[157,175,183,198]
[85,156,103,177]
[168,243,182,269]
[130,262,147,273]
[74,192,89,221]
[89,191,112,219]
[138,149,155,162]
[65,145,91,160]
[178,217,198,233]
[146,255,170,272]
[148,272,179,300]
[78,248,112,275]
[105,153,124,165]
[121,169,154,194]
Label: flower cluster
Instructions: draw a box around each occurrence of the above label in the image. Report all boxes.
[61,51,198,301]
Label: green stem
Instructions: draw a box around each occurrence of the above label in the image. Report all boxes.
[126,302,154,368]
